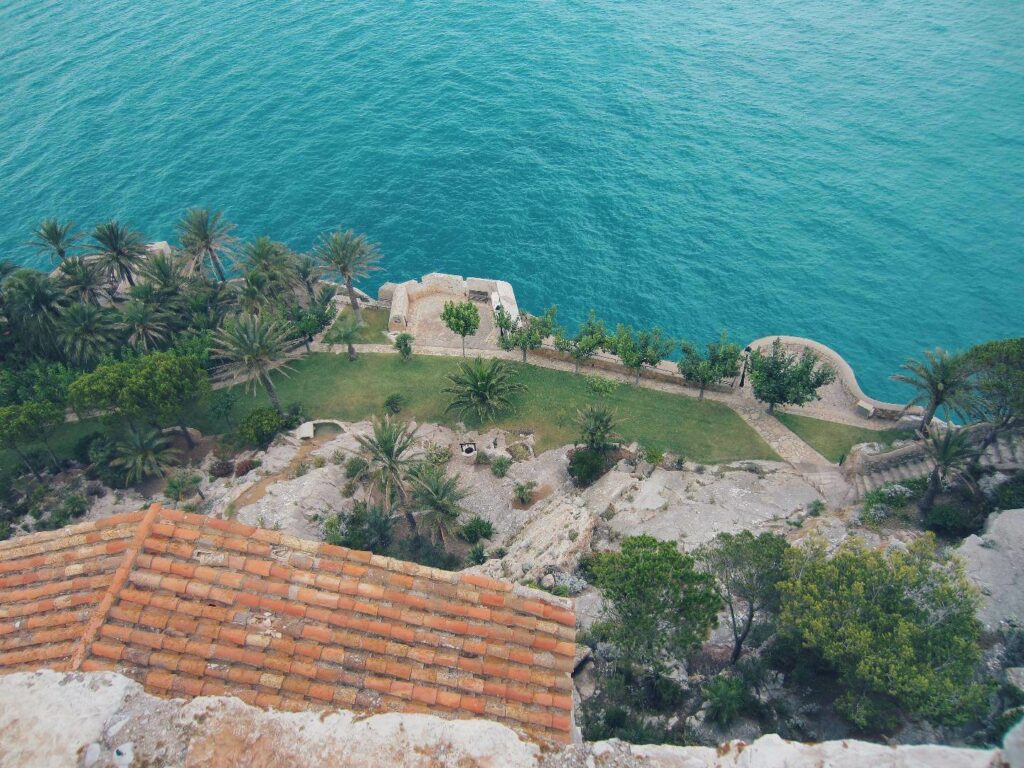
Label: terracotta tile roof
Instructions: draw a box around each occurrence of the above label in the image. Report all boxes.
[0,504,576,742]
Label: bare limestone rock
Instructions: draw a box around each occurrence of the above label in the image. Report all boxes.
[957,508,1024,631]
[0,671,1009,768]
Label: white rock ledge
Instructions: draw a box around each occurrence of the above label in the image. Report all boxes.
[0,671,1015,767]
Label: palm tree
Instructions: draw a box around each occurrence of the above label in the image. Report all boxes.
[241,237,298,294]
[3,269,67,352]
[176,207,235,282]
[120,299,169,351]
[90,220,146,288]
[444,358,526,423]
[355,416,420,529]
[312,229,381,325]
[140,250,188,298]
[213,314,292,415]
[577,404,619,453]
[892,348,979,437]
[328,314,361,361]
[409,464,467,545]
[294,254,324,304]
[111,428,180,486]
[28,218,79,264]
[918,426,978,515]
[57,303,119,368]
[237,271,270,316]
[57,256,107,306]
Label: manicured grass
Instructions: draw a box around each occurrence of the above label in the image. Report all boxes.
[775,411,913,464]
[1,352,777,483]
[322,307,390,345]
[196,353,778,463]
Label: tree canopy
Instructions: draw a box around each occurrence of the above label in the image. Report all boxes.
[779,535,984,731]
[588,535,721,673]
[748,338,836,413]
[678,331,742,399]
[440,300,481,357]
[497,305,557,362]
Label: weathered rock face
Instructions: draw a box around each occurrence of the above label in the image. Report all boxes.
[0,671,1012,768]
[957,509,1024,631]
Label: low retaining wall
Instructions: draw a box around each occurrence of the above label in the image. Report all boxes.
[379,273,520,332]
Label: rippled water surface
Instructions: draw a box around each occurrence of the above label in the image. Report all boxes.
[2,0,1022,400]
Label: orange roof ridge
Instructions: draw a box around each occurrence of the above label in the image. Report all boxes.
[0,505,576,742]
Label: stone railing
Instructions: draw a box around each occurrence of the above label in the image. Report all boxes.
[378,273,520,332]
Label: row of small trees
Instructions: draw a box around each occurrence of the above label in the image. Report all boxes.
[439,299,840,411]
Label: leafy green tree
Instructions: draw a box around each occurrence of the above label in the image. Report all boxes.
[589,536,720,674]
[0,361,76,408]
[119,300,170,352]
[57,256,106,306]
[0,400,64,478]
[917,426,977,514]
[208,389,240,428]
[605,325,675,384]
[394,332,414,361]
[748,338,836,414]
[90,220,146,287]
[313,229,381,325]
[440,300,481,357]
[111,427,180,486]
[577,404,618,453]
[177,207,236,282]
[497,306,557,362]
[236,407,285,448]
[123,352,210,447]
[28,218,79,264]
[892,348,979,437]
[444,357,525,423]
[355,415,420,529]
[68,360,134,423]
[964,338,1024,466]
[555,311,606,374]
[57,303,119,369]
[410,464,467,545]
[780,535,984,731]
[697,531,789,663]
[678,331,742,399]
[213,315,292,416]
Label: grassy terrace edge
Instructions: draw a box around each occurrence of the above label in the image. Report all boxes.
[1,353,778,481]
[774,411,912,464]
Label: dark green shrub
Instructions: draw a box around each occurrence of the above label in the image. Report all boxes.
[474,451,492,466]
[491,456,512,478]
[807,499,826,517]
[460,516,494,543]
[513,481,536,505]
[209,460,235,479]
[283,402,306,430]
[467,543,486,565]
[392,535,461,571]
[237,407,284,448]
[926,502,983,539]
[61,493,89,520]
[345,456,368,479]
[703,674,750,726]
[568,447,607,487]
[74,431,107,465]
[994,473,1024,511]
[383,393,405,414]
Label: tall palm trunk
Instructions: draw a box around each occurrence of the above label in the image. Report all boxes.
[209,250,227,282]
[918,401,938,438]
[918,467,942,514]
[345,276,363,325]
[258,365,283,416]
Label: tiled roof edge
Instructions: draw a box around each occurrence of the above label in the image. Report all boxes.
[67,504,162,670]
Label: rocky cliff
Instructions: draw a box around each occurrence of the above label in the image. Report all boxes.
[0,670,1016,768]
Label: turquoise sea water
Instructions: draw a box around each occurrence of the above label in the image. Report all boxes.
[1,1,1021,402]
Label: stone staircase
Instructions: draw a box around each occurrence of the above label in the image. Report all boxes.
[848,433,1024,500]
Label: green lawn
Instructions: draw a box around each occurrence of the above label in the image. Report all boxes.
[197,353,777,462]
[775,411,913,464]
[322,306,390,345]
[1,352,778,484]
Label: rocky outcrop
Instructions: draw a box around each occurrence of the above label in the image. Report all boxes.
[0,671,1011,768]
[957,508,1024,631]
